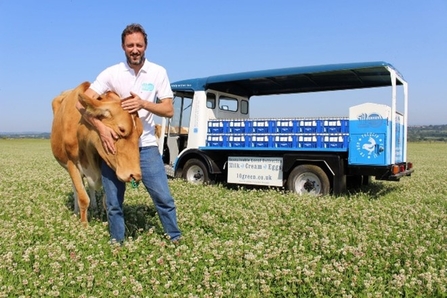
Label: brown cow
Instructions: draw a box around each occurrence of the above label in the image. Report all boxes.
[51,82,143,225]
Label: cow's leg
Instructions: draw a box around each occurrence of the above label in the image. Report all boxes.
[81,162,102,213]
[72,182,79,214]
[87,177,103,212]
[88,187,98,211]
[66,161,90,225]
[102,192,107,211]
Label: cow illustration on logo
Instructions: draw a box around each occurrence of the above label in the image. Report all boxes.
[362,137,376,154]
[355,133,383,159]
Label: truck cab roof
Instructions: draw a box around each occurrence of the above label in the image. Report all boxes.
[170,61,405,97]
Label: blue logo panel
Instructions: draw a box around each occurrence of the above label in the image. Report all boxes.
[141,83,154,91]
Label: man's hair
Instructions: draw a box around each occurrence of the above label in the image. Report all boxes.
[121,23,148,45]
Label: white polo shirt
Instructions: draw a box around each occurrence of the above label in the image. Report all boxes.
[90,59,173,147]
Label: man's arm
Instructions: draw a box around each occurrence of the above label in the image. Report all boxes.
[76,88,119,154]
[121,91,174,118]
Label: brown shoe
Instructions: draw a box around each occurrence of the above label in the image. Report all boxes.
[171,237,182,245]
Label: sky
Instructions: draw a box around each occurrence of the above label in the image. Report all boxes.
[0,0,446,133]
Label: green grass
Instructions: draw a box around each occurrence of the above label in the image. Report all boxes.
[0,139,445,297]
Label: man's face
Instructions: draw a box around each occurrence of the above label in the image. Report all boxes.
[122,32,146,67]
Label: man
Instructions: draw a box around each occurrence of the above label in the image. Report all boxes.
[77,23,181,243]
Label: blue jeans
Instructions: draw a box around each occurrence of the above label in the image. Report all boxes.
[102,146,181,243]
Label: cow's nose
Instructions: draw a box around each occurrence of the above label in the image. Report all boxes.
[130,173,142,182]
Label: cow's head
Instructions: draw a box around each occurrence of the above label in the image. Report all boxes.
[78,92,143,182]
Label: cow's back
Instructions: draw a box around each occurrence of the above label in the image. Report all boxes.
[51,82,91,166]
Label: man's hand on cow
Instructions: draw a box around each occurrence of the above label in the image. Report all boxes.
[122,92,144,113]
[98,124,118,155]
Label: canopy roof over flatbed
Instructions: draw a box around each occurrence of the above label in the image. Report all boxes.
[171,61,405,97]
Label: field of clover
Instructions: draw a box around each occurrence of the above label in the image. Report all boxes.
[0,139,445,297]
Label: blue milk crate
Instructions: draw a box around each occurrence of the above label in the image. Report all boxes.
[321,134,349,149]
[297,135,319,148]
[297,119,320,133]
[228,120,248,134]
[207,119,228,134]
[274,119,296,134]
[227,135,247,147]
[247,119,273,134]
[320,119,349,134]
[206,135,227,147]
[247,135,271,148]
[272,135,296,148]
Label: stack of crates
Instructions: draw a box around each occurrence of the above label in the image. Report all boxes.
[319,119,349,149]
[205,117,349,151]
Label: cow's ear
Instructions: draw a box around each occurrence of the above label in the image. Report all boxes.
[94,108,112,119]
[79,93,111,119]
[87,105,112,119]
[79,92,98,108]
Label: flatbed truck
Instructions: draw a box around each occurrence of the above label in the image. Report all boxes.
[157,61,414,195]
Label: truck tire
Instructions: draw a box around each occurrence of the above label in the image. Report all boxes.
[182,158,210,184]
[287,165,330,196]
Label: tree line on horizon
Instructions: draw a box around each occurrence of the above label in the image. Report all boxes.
[407,124,447,142]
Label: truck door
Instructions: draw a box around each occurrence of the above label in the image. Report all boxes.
[349,132,387,165]
[163,95,192,165]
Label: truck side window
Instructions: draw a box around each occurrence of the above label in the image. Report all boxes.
[207,93,216,109]
[241,100,249,114]
[219,96,238,112]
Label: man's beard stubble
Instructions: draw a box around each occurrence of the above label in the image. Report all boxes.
[126,54,145,66]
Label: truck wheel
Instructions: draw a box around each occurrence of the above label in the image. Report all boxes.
[287,165,330,196]
[182,159,210,184]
